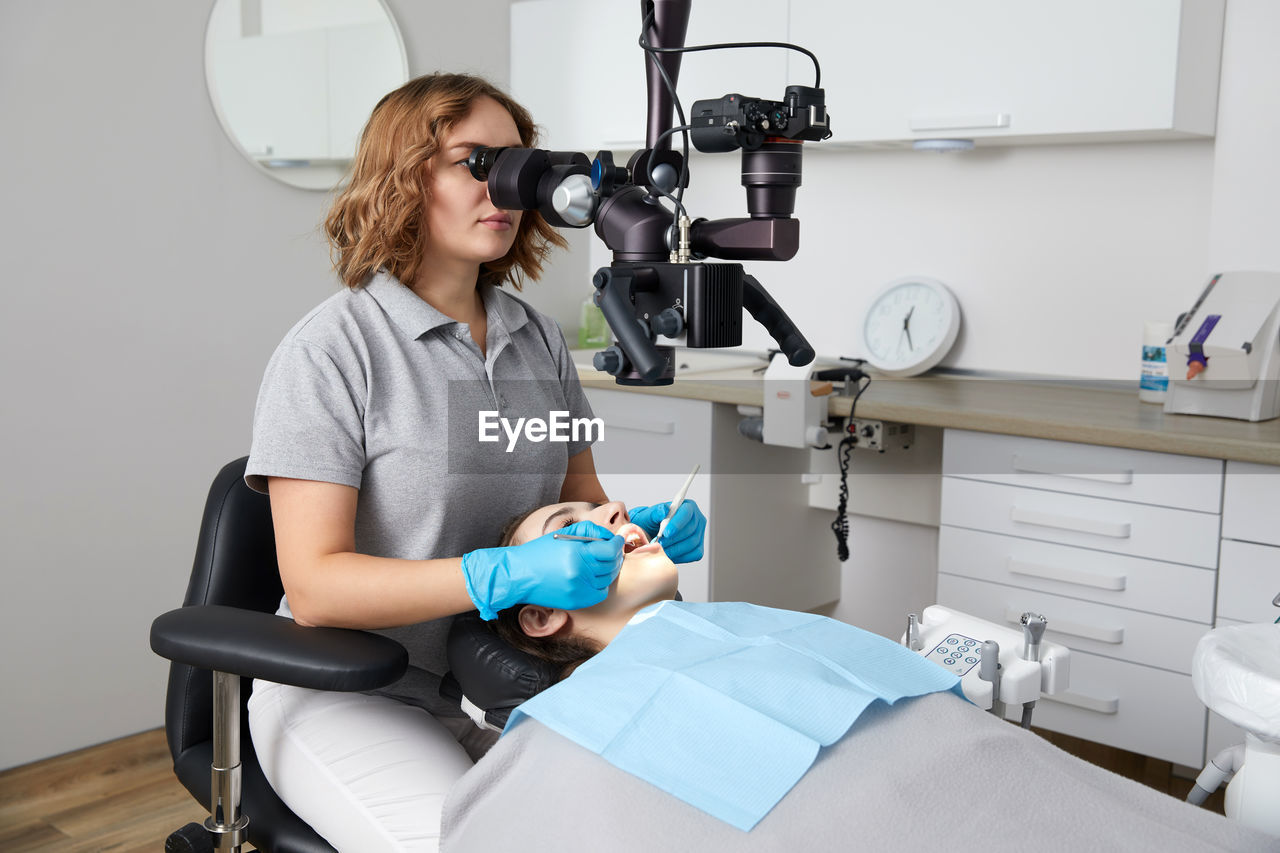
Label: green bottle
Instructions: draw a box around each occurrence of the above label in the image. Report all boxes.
[577,296,609,349]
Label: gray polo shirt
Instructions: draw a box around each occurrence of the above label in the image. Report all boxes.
[247,270,596,716]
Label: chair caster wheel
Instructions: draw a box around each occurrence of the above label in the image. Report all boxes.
[165,821,214,853]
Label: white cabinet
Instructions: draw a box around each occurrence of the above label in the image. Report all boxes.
[585,388,838,610]
[789,0,1225,146]
[937,429,1222,765]
[511,0,791,152]
[1206,461,1280,759]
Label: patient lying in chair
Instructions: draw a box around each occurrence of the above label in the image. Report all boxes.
[443,499,1275,852]
[489,499,682,680]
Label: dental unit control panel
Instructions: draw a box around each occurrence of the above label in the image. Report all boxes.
[469,0,830,386]
[905,605,1071,728]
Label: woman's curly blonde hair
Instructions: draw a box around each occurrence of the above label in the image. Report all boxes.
[325,73,567,291]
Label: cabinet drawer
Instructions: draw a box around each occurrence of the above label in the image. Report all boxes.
[937,574,1207,674]
[941,477,1220,568]
[943,429,1223,512]
[1028,649,1206,768]
[938,526,1215,623]
[1217,540,1280,624]
[1223,461,1280,546]
[584,389,710,477]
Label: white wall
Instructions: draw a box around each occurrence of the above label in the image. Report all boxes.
[1,0,1276,770]
[0,0,544,771]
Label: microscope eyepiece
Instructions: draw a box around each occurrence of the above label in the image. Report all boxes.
[467,146,508,181]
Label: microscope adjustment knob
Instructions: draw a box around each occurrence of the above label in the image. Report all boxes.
[650,308,684,338]
[591,151,629,197]
[594,346,625,376]
[551,173,597,227]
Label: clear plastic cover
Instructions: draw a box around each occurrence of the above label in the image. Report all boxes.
[1192,624,1280,744]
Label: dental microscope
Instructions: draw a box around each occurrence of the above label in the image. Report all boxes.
[467,0,831,385]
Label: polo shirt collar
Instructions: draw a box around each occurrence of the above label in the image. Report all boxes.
[481,283,531,341]
[364,270,533,341]
[364,271,456,339]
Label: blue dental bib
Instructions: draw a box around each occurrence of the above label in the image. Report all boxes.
[506,600,960,830]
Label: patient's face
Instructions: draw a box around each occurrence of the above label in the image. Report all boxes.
[513,501,679,610]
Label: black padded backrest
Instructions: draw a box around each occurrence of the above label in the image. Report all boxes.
[166,456,280,759]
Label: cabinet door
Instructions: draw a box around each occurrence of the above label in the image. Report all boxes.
[1223,461,1280,547]
[1217,540,1280,625]
[511,0,790,152]
[790,0,1223,145]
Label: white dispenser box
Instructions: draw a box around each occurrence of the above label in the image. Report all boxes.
[1164,271,1280,422]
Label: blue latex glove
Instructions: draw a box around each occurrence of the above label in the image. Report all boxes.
[627,500,706,564]
[461,520,624,620]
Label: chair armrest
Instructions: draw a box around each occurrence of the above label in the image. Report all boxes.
[151,605,408,692]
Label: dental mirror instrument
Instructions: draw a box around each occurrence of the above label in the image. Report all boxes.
[656,464,701,544]
[552,533,611,542]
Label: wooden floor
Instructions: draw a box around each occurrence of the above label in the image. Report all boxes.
[0,729,219,853]
[0,725,1223,851]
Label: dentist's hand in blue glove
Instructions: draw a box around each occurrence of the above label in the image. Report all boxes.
[627,500,706,564]
[461,520,624,620]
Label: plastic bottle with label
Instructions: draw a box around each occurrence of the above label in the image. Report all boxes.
[1139,321,1174,403]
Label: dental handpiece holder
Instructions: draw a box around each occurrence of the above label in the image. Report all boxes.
[1164,270,1280,422]
[904,605,1071,719]
[470,0,828,385]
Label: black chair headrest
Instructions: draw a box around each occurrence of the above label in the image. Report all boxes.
[442,611,559,730]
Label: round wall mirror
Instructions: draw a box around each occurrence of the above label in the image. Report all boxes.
[205,0,409,190]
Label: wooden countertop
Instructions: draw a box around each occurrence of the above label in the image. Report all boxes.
[579,367,1280,465]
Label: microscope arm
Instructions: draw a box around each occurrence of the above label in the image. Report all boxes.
[691,218,799,261]
[594,266,667,383]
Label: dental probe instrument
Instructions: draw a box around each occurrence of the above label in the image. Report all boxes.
[656,464,701,544]
[552,533,611,542]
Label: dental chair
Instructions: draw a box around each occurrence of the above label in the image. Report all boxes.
[150,457,409,852]
[149,457,558,852]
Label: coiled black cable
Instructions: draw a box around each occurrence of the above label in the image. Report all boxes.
[831,372,871,562]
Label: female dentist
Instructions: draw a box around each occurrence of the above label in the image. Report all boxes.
[243,73,705,852]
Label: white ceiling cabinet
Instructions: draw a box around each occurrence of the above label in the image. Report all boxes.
[511,0,790,153]
[790,0,1225,147]
[512,1,1225,152]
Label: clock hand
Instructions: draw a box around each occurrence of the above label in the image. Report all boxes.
[903,307,915,350]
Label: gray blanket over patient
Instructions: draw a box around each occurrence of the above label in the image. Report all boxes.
[442,692,1278,852]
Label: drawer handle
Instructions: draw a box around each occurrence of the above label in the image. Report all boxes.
[1011,455,1134,485]
[909,112,1011,131]
[1007,558,1127,591]
[1044,690,1120,716]
[1009,506,1132,539]
[608,419,676,436]
[1004,608,1125,644]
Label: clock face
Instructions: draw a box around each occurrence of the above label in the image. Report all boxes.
[862,277,960,377]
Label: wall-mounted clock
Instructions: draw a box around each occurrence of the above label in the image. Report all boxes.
[862,276,961,377]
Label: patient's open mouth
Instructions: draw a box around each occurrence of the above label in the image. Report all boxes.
[618,523,649,554]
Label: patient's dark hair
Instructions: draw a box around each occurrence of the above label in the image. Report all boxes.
[491,509,603,681]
